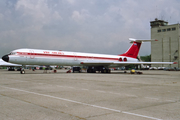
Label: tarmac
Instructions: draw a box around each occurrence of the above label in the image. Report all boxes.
[0,69,180,120]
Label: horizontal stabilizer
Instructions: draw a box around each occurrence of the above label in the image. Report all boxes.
[129,38,158,43]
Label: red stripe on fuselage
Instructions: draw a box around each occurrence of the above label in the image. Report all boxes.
[16,52,119,61]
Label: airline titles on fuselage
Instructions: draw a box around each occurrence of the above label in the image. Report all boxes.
[43,51,64,55]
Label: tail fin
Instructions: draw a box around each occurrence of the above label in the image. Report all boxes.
[119,38,157,58]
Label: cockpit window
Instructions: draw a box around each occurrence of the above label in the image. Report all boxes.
[10,52,16,55]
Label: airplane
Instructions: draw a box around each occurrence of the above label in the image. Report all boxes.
[2,38,177,74]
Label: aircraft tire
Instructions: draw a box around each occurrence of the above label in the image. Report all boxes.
[20,70,25,74]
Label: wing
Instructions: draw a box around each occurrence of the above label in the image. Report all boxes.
[0,59,22,67]
[80,61,113,66]
[0,63,22,67]
[80,61,177,66]
[113,62,177,65]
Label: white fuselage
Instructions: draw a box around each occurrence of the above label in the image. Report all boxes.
[8,48,138,67]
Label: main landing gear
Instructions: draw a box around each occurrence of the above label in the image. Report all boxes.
[72,67,81,73]
[87,66,111,73]
[20,70,25,74]
[20,68,25,74]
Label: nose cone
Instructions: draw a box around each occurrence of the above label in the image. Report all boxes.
[2,55,9,62]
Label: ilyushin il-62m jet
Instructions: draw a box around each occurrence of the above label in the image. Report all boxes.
[2,38,176,74]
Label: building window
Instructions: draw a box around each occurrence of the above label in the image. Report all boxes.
[157,29,161,32]
[162,29,166,32]
[167,28,171,31]
[172,27,176,31]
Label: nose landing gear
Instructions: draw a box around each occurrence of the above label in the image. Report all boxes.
[20,67,25,74]
[20,70,25,74]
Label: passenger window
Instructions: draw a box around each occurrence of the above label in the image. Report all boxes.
[11,52,16,55]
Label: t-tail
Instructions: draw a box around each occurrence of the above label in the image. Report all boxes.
[119,38,157,58]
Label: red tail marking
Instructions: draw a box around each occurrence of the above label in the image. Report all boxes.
[119,42,141,58]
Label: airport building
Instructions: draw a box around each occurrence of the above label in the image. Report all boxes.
[150,18,180,68]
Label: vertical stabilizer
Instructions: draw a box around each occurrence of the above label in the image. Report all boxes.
[119,38,157,58]
[119,42,141,58]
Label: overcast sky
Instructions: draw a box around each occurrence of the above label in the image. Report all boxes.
[0,0,180,57]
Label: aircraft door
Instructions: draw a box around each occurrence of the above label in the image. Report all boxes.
[86,56,93,61]
[30,50,35,59]
[26,50,35,64]
[73,53,77,61]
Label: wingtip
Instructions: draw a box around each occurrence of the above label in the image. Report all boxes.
[173,62,177,64]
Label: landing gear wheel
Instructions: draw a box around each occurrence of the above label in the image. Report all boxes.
[101,69,110,73]
[20,70,25,74]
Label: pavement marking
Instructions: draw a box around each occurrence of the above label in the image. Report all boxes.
[55,84,138,98]
[38,83,44,85]
[166,100,176,102]
[1,86,162,120]
[132,88,141,90]
[55,85,138,98]
[81,88,89,91]
[96,90,106,93]
[10,80,28,83]
[145,97,159,100]
[1,79,177,103]
[125,94,138,97]
[145,97,176,102]
[122,111,162,120]
[68,87,74,89]
[56,85,75,89]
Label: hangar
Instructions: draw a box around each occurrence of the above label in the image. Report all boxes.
[151,18,180,68]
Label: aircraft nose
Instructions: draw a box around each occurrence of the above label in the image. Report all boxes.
[2,55,9,62]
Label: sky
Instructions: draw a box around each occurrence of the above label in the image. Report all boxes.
[0,0,180,57]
